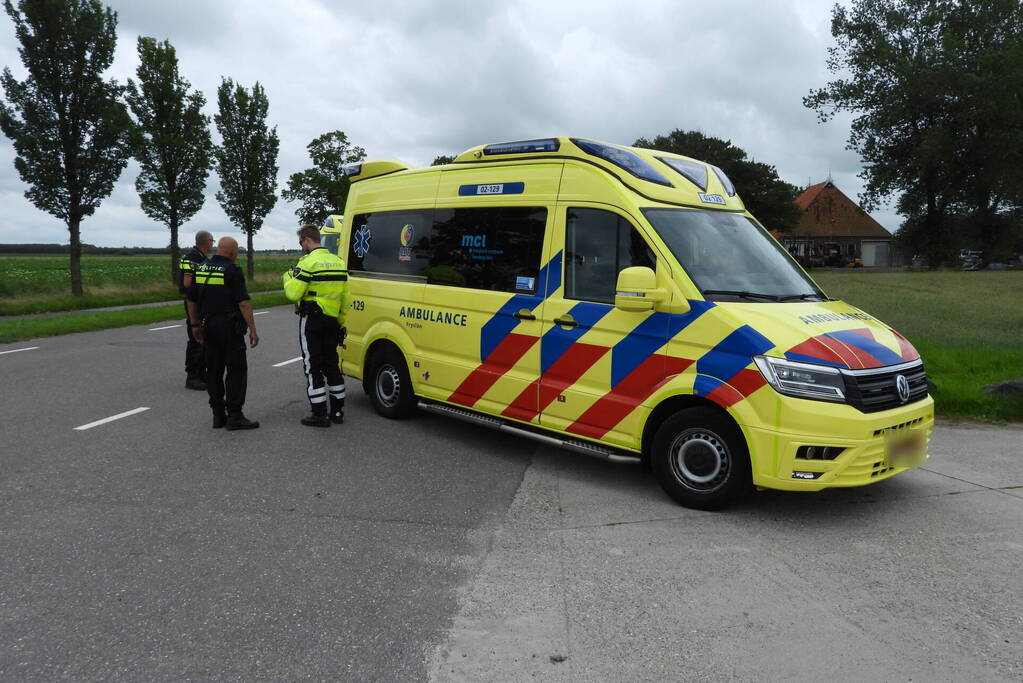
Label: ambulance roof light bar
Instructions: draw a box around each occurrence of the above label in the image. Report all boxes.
[482,138,560,155]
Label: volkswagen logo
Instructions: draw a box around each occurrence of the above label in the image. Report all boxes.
[895,374,911,403]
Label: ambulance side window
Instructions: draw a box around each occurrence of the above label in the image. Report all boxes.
[428,207,547,293]
[565,208,655,303]
[348,210,431,277]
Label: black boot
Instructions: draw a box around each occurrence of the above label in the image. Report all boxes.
[186,374,207,391]
[329,398,344,425]
[226,412,260,430]
[301,412,331,428]
[212,409,227,429]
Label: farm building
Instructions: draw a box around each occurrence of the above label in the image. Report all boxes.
[781,180,892,267]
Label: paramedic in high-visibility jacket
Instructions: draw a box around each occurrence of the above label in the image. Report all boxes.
[283,224,350,427]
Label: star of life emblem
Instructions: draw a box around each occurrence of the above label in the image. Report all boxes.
[354,225,372,258]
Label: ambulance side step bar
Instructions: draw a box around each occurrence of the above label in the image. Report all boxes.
[418,401,641,465]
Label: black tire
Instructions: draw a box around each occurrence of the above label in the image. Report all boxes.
[367,347,418,418]
[651,407,752,510]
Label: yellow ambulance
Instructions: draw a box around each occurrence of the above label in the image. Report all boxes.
[319,215,343,255]
[336,137,933,509]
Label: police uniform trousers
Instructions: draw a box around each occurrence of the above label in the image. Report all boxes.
[299,312,345,417]
[203,313,248,414]
[184,300,205,379]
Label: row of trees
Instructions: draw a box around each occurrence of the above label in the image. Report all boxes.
[0,0,291,291]
[805,0,1023,266]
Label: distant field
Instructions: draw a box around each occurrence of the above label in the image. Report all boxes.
[812,269,1023,422]
[0,254,296,315]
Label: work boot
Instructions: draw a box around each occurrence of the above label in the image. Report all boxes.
[212,410,227,429]
[330,398,344,425]
[186,374,207,391]
[301,413,331,428]
[226,413,260,430]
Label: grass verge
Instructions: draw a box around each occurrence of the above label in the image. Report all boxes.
[0,293,289,344]
[0,278,283,316]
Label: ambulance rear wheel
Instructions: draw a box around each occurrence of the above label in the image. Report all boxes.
[651,407,751,510]
[369,348,417,419]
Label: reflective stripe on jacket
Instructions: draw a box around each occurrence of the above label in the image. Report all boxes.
[282,247,350,320]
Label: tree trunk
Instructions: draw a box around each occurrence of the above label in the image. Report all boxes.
[170,220,180,286]
[975,192,994,266]
[68,217,83,295]
[246,231,255,280]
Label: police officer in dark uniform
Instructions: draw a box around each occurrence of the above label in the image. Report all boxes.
[186,236,260,430]
[180,230,214,390]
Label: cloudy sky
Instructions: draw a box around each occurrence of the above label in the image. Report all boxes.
[0,0,891,249]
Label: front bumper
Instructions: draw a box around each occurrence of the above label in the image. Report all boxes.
[744,396,935,492]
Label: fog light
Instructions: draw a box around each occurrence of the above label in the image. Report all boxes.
[796,446,845,460]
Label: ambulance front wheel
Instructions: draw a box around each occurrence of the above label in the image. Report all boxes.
[651,407,752,510]
[368,347,417,419]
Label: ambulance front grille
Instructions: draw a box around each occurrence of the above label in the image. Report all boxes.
[844,361,929,413]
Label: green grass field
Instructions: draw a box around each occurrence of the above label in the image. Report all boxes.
[0,254,296,315]
[812,270,1023,422]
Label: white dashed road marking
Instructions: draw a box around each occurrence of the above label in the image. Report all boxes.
[254,311,269,316]
[273,357,302,367]
[0,346,39,355]
[148,324,181,331]
[74,407,151,431]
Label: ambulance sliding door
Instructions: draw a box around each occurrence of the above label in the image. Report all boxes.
[418,164,562,417]
[537,205,668,450]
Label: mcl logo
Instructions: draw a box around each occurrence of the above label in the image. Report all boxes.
[462,234,487,248]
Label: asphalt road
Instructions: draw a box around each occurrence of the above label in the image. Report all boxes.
[2,307,1021,681]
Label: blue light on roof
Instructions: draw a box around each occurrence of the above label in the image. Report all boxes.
[342,162,362,177]
[657,157,709,191]
[483,138,560,155]
[571,138,672,186]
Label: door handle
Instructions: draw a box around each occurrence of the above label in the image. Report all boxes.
[513,310,536,321]
[553,316,578,328]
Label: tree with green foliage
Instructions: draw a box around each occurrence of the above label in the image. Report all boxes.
[126,37,212,286]
[0,0,132,295]
[282,130,364,225]
[431,154,455,166]
[804,0,1023,266]
[634,130,802,232]
[213,78,279,279]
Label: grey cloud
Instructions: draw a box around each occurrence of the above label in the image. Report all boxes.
[0,0,897,247]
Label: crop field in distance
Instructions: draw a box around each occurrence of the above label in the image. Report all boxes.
[0,253,297,315]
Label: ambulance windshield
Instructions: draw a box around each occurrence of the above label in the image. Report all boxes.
[643,208,824,302]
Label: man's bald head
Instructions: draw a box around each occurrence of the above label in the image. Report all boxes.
[217,236,239,261]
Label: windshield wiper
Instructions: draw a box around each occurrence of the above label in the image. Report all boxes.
[777,293,826,302]
[701,289,782,301]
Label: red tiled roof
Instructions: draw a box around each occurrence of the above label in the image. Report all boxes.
[791,181,890,238]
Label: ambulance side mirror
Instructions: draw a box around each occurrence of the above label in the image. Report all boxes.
[615,267,666,312]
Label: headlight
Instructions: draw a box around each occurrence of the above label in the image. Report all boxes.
[753,355,846,402]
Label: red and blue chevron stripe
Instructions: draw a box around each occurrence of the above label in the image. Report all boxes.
[693,325,775,408]
[451,252,562,408]
[785,327,919,369]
